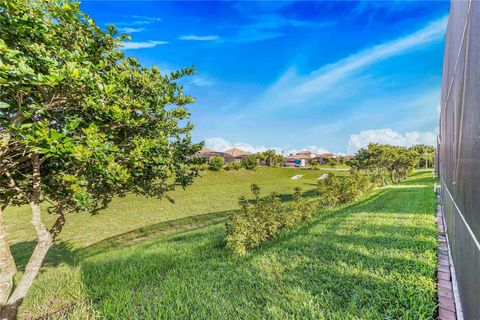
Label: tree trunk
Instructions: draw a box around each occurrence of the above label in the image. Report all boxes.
[0,154,53,320]
[0,207,17,312]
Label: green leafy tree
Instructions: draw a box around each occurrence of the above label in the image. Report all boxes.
[0,1,201,318]
[208,156,225,171]
[241,155,258,170]
[410,144,435,169]
[349,144,417,185]
[262,150,276,166]
[309,159,320,170]
[272,154,285,167]
[324,157,339,168]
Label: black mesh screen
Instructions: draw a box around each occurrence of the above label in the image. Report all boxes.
[439,1,480,318]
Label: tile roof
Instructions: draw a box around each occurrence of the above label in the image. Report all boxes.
[196,147,212,154]
[223,148,251,157]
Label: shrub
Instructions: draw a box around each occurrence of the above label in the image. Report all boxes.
[226,185,318,255]
[309,159,321,170]
[192,163,209,171]
[318,173,371,206]
[208,156,225,171]
[225,161,241,171]
[241,155,258,170]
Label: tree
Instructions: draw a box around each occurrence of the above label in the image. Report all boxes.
[324,157,339,168]
[410,144,435,169]
[208,156,225,171]
[241,155,258,170]
[309,159,320,170]
[0,1,201,318]
[261,150,276,166]
[349,143,417,185]
[272,154,285,167]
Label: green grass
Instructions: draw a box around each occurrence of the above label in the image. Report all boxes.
[7,167,326,248]
[7,169,438,319]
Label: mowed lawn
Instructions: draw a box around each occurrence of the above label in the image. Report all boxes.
[8,167,328,318]
[8,169,438,319]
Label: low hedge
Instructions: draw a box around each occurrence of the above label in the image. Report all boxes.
[225,161,241,171]
[226,185,318,255]
[226,173,373,255]
[208,156,224,171]
[317,173,371,206]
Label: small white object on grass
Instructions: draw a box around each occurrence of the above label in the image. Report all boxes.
[291,175,303,180]
[318,174,328,180]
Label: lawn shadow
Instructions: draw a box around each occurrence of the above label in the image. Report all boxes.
[11,240,76,271]
[75,180,437,319]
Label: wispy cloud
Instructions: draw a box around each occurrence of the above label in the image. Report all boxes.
[191,77,214,87]
[118,27,145,33]
[122,40,168,50]
[231,14,332,43]
[233,1,295,14]
[111,15,162,28]
[124,15,162,22]
[256,15,447,109]
[179,35,219,41]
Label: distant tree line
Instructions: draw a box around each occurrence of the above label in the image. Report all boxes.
[348,143,434,185]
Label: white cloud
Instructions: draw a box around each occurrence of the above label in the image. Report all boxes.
[118,27,145,33]
[191,77,214,87]
[122,41,168,50]
[126,15,162,22]
[347,128,438,154]
[232,14,331,43]
[179,35,219,41]
[204,137,329,156]
[112,15,162,28]
[256,16,447,110]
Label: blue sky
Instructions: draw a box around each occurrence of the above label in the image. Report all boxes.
[81,1,450,154]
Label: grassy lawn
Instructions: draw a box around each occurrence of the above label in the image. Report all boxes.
[8,169,437,319]
[7,167,327,248]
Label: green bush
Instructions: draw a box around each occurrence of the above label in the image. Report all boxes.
[225,161,241,171]
[192,163,209,171]
[208,156,225,171]
[226,185,318,255]
[318,173,371,206]
[241,155,258,170]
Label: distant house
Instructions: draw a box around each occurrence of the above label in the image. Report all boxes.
[312,155,325,164]
[295,151,313,158]
[319,153,337,159]
[195,147,235,163]
[223,148,252,163]
[285,151,315,167]
[312,153,338,164]
[285,156,306,167]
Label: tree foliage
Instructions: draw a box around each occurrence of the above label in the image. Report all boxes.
[348,144,418,185]
[208,156,224,171]
[225,161,241,171]
[410,144,435,168]
[0,0,201,317]
[309,159,321,170]
[241,155,258,170]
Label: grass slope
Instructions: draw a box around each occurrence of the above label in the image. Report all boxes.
[7,167,326,249]
[8,167,327,318]
[11,170,437,319]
